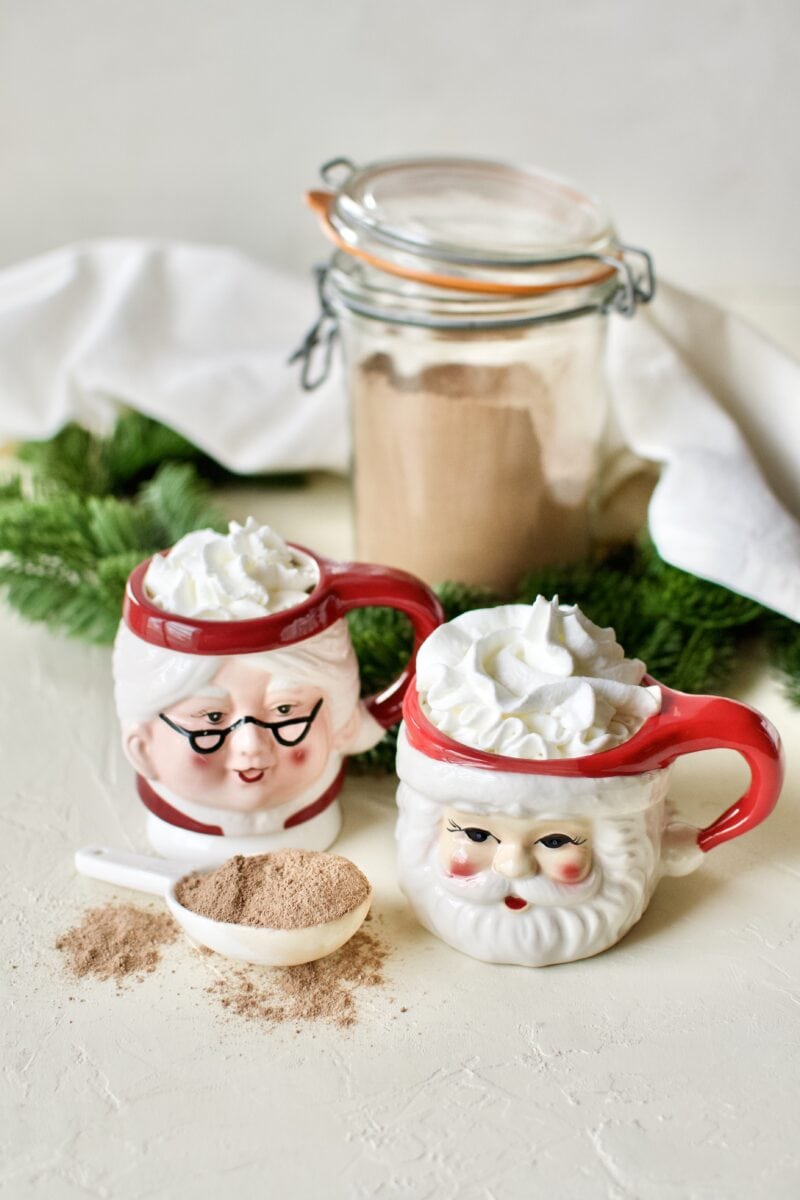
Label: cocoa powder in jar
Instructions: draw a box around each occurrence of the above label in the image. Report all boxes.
[351,346,604,591]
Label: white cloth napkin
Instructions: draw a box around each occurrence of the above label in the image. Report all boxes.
[608,281,800,622]
[0,242,798,620]
[0,240,347,473]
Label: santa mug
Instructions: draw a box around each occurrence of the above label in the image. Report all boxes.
[113,547,443,864]
[396,680,783,966]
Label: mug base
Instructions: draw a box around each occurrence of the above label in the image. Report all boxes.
[144,802,343,867]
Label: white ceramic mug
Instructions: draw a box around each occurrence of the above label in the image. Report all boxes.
[396,678,783,966]
[113,545,442,864]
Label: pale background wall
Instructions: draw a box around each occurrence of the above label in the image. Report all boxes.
[1,0,797,302]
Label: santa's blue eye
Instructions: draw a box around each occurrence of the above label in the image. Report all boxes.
[464,828,492,843]
[536,834,584,849]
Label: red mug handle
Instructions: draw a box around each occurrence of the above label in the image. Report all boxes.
[625,684,784,853]
[325,560,444,729]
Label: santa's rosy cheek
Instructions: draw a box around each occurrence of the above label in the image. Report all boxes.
[449,857,478,878]
[557,860,588,883]
[292,747,308,765]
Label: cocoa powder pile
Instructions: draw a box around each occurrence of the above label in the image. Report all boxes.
[175,849,371,929]
[56,903,179,984]
[56,854,391,1028]
[208,920,389,1029]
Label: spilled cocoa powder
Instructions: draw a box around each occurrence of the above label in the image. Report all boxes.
[56,859,390,1028]
[175,849,371,929]
[207,919,389,1029]
[55,903,179,984]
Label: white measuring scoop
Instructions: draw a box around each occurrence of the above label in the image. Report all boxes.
[74,846,372,967]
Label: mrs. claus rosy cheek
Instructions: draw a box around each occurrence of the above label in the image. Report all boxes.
[292,747,308,765]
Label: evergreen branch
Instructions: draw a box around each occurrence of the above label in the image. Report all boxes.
[0,495,98,570]
[763,613,800,706]
[103,412,207,489]
[639,547,766,630]
[18,412,308,497]
[139,462,227,543]
[0,563,110,642]
[0,476,23,501]
[86,495,164,557]
[0,461,226,644]
[18,424,111,495]
[351,726,399,775]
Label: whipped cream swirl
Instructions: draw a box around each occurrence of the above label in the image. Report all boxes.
[416,596,661,759]
[144,517,319,620]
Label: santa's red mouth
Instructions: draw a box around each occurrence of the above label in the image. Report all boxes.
[504,896,528,911]
[237,769,265,783]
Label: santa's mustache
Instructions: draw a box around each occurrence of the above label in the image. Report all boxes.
[436,859,603,908]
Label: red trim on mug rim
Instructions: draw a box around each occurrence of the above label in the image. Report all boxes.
[403,676,692,778]
[124,546,344,656]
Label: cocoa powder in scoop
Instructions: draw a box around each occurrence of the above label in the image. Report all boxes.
[175,849,371,929]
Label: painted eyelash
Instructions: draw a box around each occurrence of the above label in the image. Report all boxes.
[447,820,500,844]
[536,834,587,847]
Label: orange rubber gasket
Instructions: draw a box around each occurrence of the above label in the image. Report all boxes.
[306,190,618,297]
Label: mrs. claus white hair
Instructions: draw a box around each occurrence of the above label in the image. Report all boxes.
[113,618,372,739]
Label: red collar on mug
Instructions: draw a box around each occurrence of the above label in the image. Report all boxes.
[136,765,346,835]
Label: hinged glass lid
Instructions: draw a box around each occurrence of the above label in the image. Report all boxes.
[330,157,614,266]
[293,155,656,387]
[307,156,642,295]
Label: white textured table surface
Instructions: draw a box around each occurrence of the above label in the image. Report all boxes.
[4,442,800,1198]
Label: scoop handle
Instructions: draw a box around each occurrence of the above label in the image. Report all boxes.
[74,846,188,897]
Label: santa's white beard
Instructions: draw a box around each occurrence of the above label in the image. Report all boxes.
[397,797,662,967]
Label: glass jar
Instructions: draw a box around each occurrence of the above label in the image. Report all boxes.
[296,157,654,592]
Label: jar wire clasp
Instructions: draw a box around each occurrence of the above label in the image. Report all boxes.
[288,264,338,392]
[604,245,656,315]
